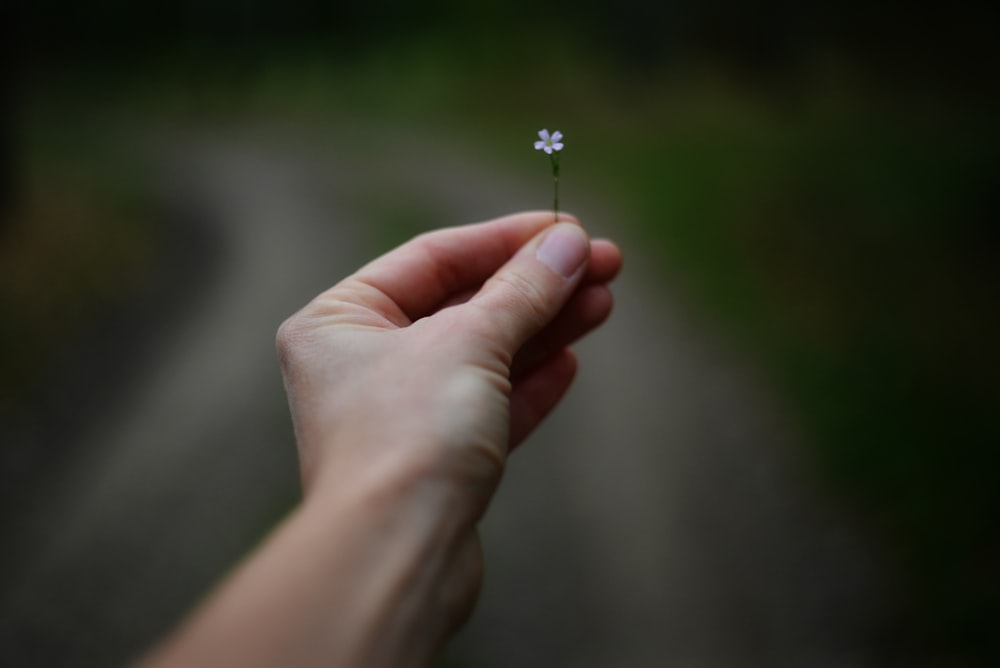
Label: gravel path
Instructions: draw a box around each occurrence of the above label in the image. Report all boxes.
[0,124,888,667]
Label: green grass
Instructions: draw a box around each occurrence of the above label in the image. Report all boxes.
[606,96,1000,656]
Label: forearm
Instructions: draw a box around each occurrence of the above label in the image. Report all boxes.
[142,467,475,668]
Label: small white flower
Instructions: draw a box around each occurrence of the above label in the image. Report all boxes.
[533,129,564,154]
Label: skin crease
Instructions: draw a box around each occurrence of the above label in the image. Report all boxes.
[141,211,623,668]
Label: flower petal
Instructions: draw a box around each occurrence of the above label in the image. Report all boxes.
[534,140,546,150]
[551,142,564,151]
[538,129,550,141]
[550,130,563,142]
[543,146,554,154]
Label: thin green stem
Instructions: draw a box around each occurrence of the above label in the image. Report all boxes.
[551,154,560,221]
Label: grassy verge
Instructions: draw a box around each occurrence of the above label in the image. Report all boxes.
[602,86,1000,657]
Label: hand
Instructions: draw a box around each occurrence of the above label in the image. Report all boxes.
[276,211,621,652]
[277,211,622,508]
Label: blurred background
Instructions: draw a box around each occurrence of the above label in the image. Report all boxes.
[1,1,997,666]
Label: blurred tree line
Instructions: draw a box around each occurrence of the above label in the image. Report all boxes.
[2,0,997,207]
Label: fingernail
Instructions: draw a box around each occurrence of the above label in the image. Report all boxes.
[536,224,588,279]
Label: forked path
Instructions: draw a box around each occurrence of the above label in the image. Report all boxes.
[1,124,887,667]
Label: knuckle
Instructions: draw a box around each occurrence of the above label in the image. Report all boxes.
[493,271,550,331]
[275,314,309,368]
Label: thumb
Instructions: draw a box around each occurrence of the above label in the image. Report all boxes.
[466,222,590,353]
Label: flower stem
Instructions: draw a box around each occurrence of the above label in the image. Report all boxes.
[551,154,560,221]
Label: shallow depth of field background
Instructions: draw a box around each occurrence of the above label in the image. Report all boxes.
[1,3,997,666]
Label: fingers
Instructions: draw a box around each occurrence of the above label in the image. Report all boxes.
[508,348,578,450]
[334,211,579,324]
[510,284,614,379]
[499,236,621,448]
[422,239,622,315]
[587,239,624,285]
[465,223,591,354]
[508,240,621,377]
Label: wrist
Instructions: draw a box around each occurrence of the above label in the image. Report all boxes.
[297,455,484,666]
[303,421,504,526]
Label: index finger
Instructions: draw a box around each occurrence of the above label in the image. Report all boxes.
[337,211,579,323]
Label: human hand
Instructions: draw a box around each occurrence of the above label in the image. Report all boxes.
[277,211,622,511]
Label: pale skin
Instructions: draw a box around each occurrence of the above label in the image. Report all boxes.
[142,211,623,667]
